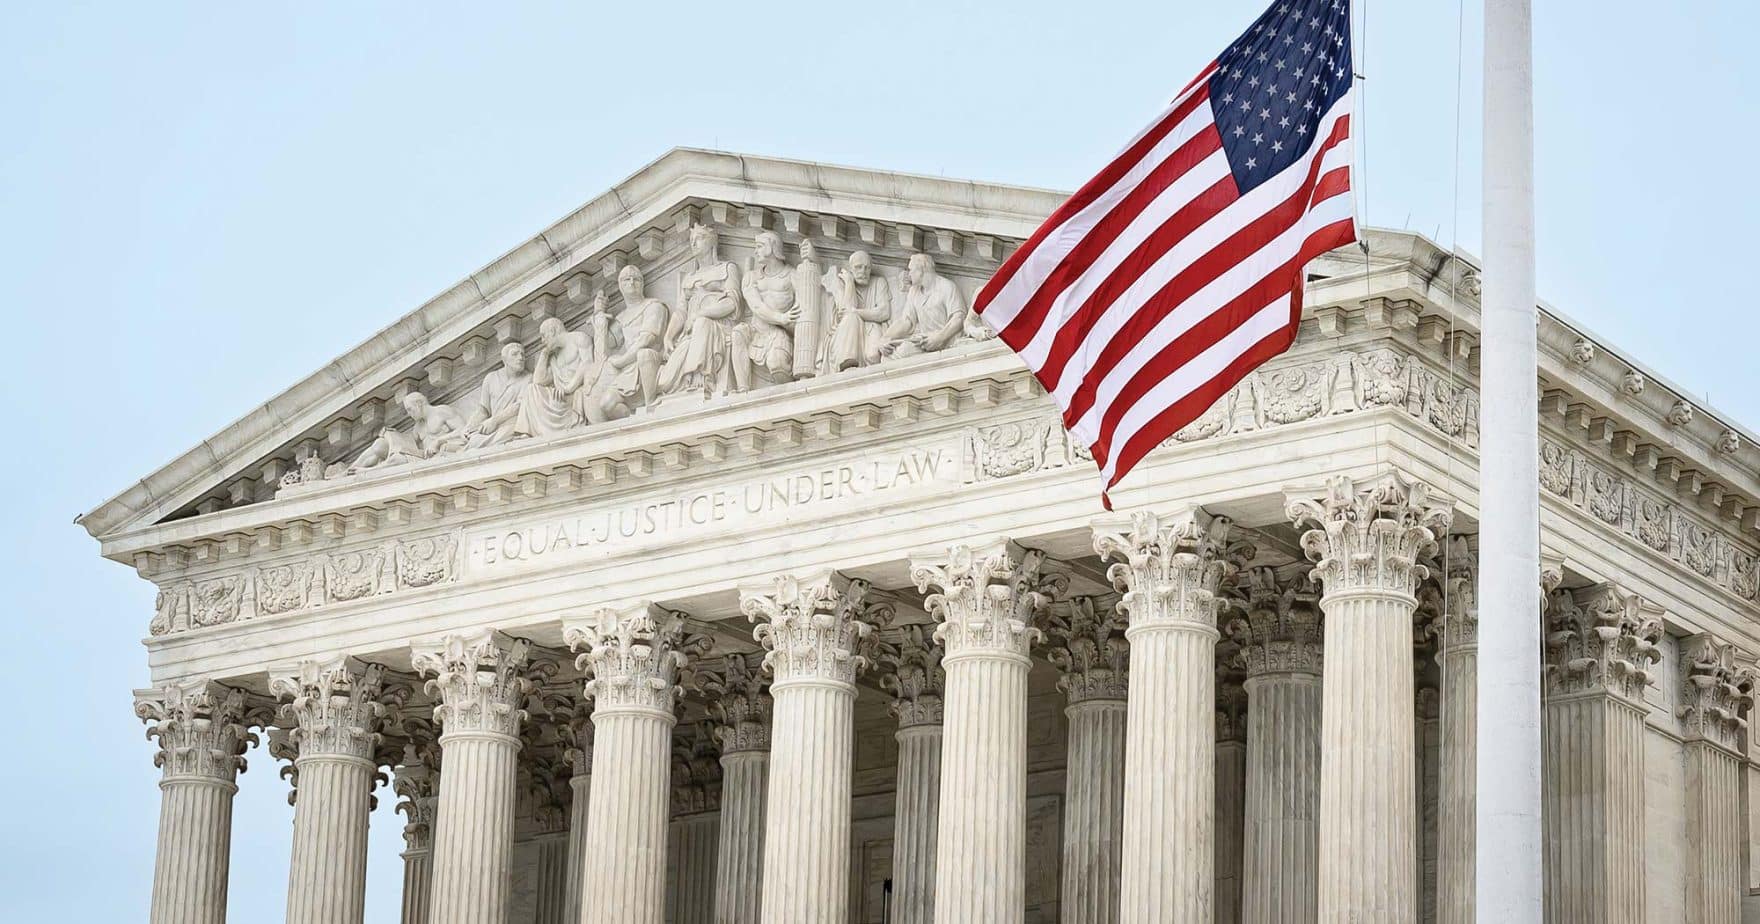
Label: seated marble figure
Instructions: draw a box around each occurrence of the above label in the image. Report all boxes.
[463,341,533,448]
[660,224,743,397]
[882,253,992,358]
[341,392,471,475]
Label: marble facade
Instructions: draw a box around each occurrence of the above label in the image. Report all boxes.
[87,149,1760,923]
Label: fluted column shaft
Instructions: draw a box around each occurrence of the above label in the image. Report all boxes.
[1314,593,1418,921]
[137,680,265,924]
[1121,617,1217,920]
[1095,508,1250,924]
[913,541,1045,924]
[1685,741,1744,924]
[285,755,375,924]
[151,776,238,924]
[1435,640,1476,924]
[670,812,719,924]
[432,732,521,922]
[1216,732,1246,924]
[715,750,769,924]
[1241,672,1321,923]
[568,605,693,924]
[935,649,1030,923]
[1540,585,1663,924]
[892,724,944,924]
[1286,474,1451,924]
[1540,692,1647,923]
[1061,698,1126,924]
[413,634,536,924]
[400,844,433,924]
[564,766,590,924]
[533,834,571,924]
[742,572,884,924]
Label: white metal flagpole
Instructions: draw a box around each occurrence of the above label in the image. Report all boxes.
[1478,0,1542,921]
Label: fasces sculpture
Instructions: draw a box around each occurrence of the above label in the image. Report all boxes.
[285,230,992,493]
[661,224,743,397]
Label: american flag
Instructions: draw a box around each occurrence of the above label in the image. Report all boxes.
[974,0,1357,508]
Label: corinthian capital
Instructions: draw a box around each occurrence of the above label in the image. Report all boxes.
[740,570,887,686]
[134,679,274,783]
[268,658,403,762]
[1042,594,1129,703]
[393,751,439,851]
[412,631,535,739]
[1678,635,1756,753]
[876,624,947,726]
[1543,585,1662,704]
[1422,536,1479,652]
[1228,567,1323,677]
[1285,472,1454,599]
[672,721,723,815]
[563,604,690,718]
[702,653,774,752]
[1092,506,1252,633]
[911,540,1050,660]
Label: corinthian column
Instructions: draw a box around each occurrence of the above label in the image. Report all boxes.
[564,604,691,924]
[706,654,772,924]
[1541,584,1660,924]
[877,624,947,924]
[1229,568,1322,923]
[669,721,722,924]
[1423,538,1477,924]
[1678,635,1754,924]
[559,701,592,924]
[1043,594,1128,924]
[740,571,887,924]
[270,658,398,924]
[1215,656,1248,924]
[1285,472,1452,924]
[411,632,536,924]
[393,751,439,924]
[1094,507,1251,924]
[135,680,272,924]
[911,540,1048,924]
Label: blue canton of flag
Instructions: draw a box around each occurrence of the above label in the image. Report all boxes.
[1213,1,1355,193]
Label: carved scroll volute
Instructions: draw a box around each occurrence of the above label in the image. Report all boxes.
[268,657,405,763]
[910,540,1049,660]
[563,604,690,718]
[134,679,276,783]
[1678,635,1756,753]
[1041,594,1129,703]
[1092,506,1253,634]
[740,571,887,687]
[876,624,947,726]
[411,631,534,740]
[1542,584,1662,704]
[1284,472,1454,600]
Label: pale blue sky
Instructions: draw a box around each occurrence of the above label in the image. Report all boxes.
[3,1,1754,919]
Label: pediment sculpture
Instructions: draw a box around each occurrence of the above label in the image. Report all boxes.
[278,228,996,494]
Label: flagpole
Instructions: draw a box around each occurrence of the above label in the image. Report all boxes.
[1478,0,1542,921]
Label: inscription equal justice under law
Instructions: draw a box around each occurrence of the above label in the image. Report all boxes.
[464,443,959,575]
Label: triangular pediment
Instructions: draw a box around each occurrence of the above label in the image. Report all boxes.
[80,148,1073,544]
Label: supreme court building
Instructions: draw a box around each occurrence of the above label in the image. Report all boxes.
[83,149,1760,924]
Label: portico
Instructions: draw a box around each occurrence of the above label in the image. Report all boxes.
[90,149,1760,923]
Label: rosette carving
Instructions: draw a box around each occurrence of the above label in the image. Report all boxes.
[1228,566,1323,676]
[701,653,773,753]
[875,624,947,726]
[911,540,1050,660]
[269,658,402,762]
[1678,635,1756,753]
[1093,506,1253,632]
[563,604,690,717]
[1542,585,1662,703]
[740,571,887,685]
[134,679,274,783]
[1285,472,1453,599]
[1041,594,1129,703]
[412,632,534,739]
